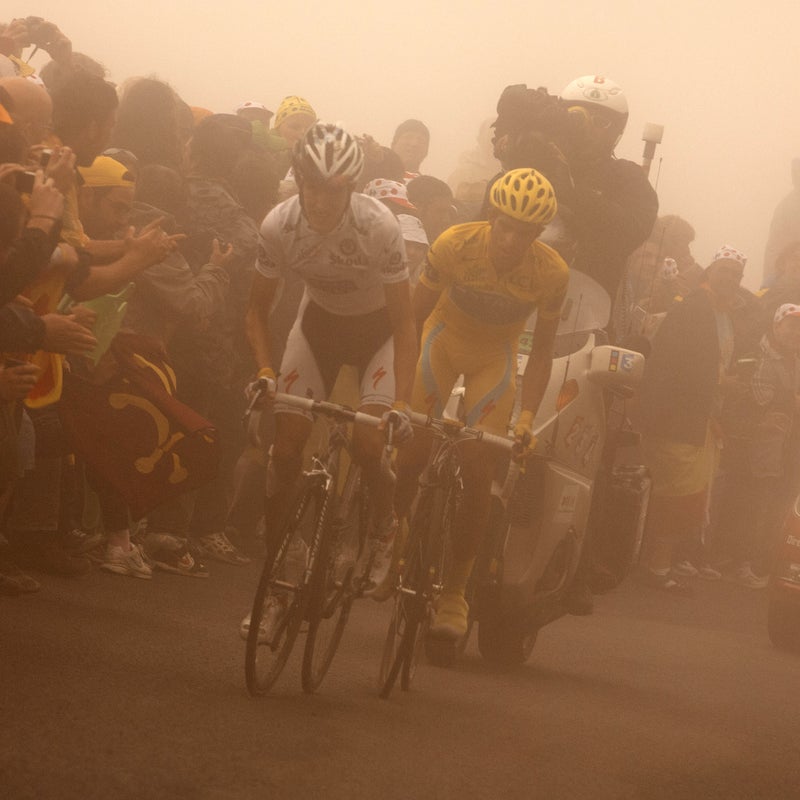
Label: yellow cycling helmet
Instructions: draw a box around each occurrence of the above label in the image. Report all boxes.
[489,168,557,225]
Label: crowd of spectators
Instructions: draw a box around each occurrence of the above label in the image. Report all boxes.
[0,14,797,604]
[0,16,459,593]
[632,224,800,593]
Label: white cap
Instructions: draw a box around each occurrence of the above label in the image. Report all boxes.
[235,100,272,115]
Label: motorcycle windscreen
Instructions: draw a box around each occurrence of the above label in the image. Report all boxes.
[517,270,610,371]
[522,269,611,339]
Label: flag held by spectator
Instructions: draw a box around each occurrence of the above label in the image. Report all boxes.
[59,332,219,519]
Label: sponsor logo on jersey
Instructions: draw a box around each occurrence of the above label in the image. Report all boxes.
[328,251,367,269]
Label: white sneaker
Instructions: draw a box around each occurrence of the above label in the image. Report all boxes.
[733,564,769,590]
[239,596,287,643]
[697,564,722,581]
[101,543,153,580]
[672,560,700,577]
[363,515,397,600]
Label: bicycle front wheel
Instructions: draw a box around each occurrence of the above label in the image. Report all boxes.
[301,528,356,693]
[244,483,321,696]
[301,467,366,693]
[378,489,435,698]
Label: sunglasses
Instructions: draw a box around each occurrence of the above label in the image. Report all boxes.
[567,106,615,130]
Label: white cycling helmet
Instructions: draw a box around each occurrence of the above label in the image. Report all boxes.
[560,75,628,120]
[294,122,364,185]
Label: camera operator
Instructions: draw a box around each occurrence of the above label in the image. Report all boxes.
[559,75,659,325]
[484,84,582,265]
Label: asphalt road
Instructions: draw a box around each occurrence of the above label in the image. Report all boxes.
[2,562,799,800]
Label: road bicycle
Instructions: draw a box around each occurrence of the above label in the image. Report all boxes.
[378,411,513,699]
[244,382,400,696]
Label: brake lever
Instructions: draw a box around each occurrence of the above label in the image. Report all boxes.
[384,410,399,455]
[241,376,273,425]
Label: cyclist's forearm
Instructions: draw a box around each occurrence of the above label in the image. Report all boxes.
[245,304,275,373]
[392,317,419,406]
[246,274,281,374]
[521,355,552,417]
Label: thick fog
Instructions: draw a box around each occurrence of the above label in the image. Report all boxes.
[9,0,800,287]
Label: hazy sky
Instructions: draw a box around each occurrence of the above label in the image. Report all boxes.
[7,0,800,287]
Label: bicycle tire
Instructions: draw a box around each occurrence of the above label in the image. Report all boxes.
[244,482,320,696]
[423,478,463,669]
[378,487,436,698]
[301,463,367,693]
[301,508,356,691]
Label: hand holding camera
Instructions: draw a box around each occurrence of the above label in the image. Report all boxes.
[26,171,64,233]
[18,17,72,62]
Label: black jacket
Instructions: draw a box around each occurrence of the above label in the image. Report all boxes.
[639,289,720,446]
[571,157,659,298]
[1,227,57,307]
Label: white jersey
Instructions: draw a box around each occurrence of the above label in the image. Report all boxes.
[256,193,408,316]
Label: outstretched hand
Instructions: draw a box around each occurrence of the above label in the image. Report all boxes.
[209,238,234,267]
[0,362,41,401]
[125,219,185,265]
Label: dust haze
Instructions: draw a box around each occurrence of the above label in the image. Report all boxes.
[11,0,800,287]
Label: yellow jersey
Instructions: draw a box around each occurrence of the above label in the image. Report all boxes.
[419,221,569,343]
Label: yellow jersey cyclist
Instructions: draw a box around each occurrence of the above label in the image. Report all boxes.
[393,168,569,637]
[245,124,418,605]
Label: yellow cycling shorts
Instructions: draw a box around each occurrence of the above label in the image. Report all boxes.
[411,317,516,435]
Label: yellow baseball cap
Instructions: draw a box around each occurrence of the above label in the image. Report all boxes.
[78,156,135,188]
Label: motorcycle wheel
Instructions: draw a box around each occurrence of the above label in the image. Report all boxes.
[477,613,538,666]
[425,632,457,667]
[767,588,800,652]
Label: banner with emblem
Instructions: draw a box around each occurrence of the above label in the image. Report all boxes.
[59,332,219,519]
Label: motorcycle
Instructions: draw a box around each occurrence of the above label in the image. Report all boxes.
[768,495,800,652]
[439,270,651,666]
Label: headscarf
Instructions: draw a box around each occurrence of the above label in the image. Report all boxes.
[273,96,315,130]
[363,178,415,210]
[711,245,747,268]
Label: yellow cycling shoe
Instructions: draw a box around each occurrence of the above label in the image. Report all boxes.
[429,592,469,639]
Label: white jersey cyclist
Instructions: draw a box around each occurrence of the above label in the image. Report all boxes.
[245,124,417,604]
[257,190,408,409]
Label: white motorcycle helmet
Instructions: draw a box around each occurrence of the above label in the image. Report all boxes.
[560,75,628,118]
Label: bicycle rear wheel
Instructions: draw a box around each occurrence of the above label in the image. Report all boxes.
[244,482,321,696]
